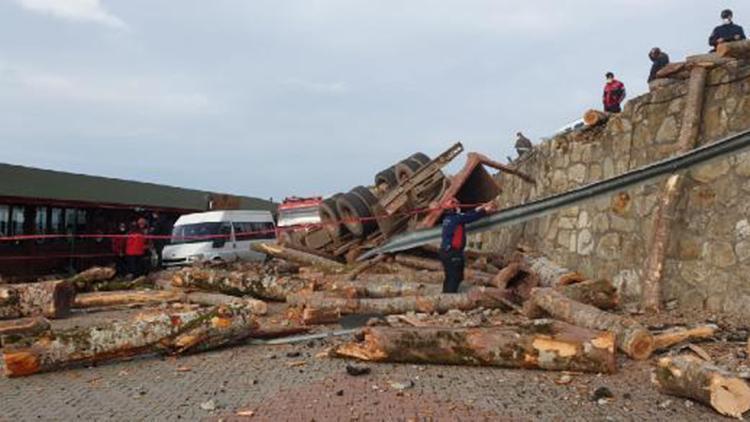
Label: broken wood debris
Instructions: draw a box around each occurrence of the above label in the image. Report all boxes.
[0,317,51,347]
[652,324,718,351]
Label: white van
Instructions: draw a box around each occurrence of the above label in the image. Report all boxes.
[162,210,276,266]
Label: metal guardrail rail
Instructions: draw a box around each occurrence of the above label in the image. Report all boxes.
[360,128,750,260]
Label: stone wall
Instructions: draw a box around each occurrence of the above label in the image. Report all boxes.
[480,60,750,315]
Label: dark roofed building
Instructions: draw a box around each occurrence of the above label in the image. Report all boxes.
[0,163,276,279]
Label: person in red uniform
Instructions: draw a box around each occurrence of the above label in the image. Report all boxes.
[603,72,626,113]
[439,198,497,293]
[125,222,146,277]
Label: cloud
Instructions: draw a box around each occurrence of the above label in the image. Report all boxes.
[13,0,127,28]
[281,78,349,95]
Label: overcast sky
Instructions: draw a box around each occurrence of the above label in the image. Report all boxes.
[1,1,747,201]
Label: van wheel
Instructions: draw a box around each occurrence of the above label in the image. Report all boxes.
[336,192,376,237]
[319,194,345,239]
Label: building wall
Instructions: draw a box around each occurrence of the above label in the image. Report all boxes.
[481,60,750,315]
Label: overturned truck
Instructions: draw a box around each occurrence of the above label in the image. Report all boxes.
[284,143,534,261]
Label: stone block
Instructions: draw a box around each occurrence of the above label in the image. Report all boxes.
[736,219,750,240]
[690,159,730,183]
[568,164,587,184]
[612,269,641,301]
[702,241,737,268]
[577,210,590,228]
[577,229,594,256]
[558,217,576,230]
[589,164,602,181]
[610,214,636,232]
[654,116,679,144]
[610,192,631,216]
[735,241,750,262]
[596,233,621,261]
[556,230,571,249]
[735,151,750,177]
[592,213,609,232]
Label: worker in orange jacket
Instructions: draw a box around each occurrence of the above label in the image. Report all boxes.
[125,222,147,277]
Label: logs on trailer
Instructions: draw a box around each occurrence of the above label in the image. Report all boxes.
[251,243,344,272]
[654,355,750,418]
[333,319,616,374]
[520,254,585,288]
[583,109,609,127]
[529,287,653,360]
[172,267,312,302]
[652,324,718,350]
[2,303,259,377]
[0,317,51,346]
[68,266,117,291]
[716,40,750,59]
[184,292,267,315]
[523,279,618,318]
[0,280,76,320]
[73,290,183,309]
[294,287,513,317]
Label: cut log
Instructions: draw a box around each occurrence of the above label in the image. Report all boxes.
[530,287,653,360]
[301,307,341,325]
[653,324,718,350]
[0,280,76,320]
[327,279,439,299]
[656,62,688,79]
[346,254,388,281]
[356,270,445,285]
[394,254,494,285]
[67,266,117,291]
[184,292,267,315]
[523,279,618,318]
[251,243,344,272]
[334,319,616,374]
[717,40,750,59]
[492,263,521,290]
[654,355,750,418]
[583,109,609,127]
[294,287,513,317]
[642,66,708,313]
[172,267,312,302]
[0,317,51,347]
[2,303,259,377]
[73,290,183,309]
[520,254,585,287]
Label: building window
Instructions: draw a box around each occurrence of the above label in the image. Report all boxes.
[0,205,8,236]
[50,208,64,234]
[10,206,25,235]
[76,209,87,232]
[35,207,48,234]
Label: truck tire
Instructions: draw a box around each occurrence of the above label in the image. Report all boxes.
[409,152,431,166]
[336,192,376,237]
[319,194,345,239]
[351,185,380,219]
[395,158,422,184]
[375,166,398,189]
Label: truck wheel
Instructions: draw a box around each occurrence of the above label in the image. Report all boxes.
[319,194,345,238]
[375,166,398,189]
[336,192,376,237]
[351,185,380,219]
[409,152,431,166]
[395,158,422,184]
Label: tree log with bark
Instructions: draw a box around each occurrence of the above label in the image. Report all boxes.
[0,280,76,320]
[583,109,609,127]
[68,266,117,291]
[523,279,618,317]
[2,303,259,377]
[172,267,312,301]
[183,292,267,315]
[529,287,652,360]
[334,319,616,374]
[519,254,585,287]
[251,243,344,272]
[326,279,439,299]
[716,40,750,59]
[654,355,750,418]
[0,317,51,347]
[292,287,513,317]
[73,290,183,309]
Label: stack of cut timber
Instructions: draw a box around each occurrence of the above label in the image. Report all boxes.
[334,319,616,374]
[172,267,312,301]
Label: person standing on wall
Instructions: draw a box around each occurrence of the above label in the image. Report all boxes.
[440,198,497,293]
[603,72,626,113]
[648,48,670,83]
[709,9,746,51]
[125,221,146,278]
[514,132,533,158]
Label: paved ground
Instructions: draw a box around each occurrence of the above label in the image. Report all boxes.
[2,307,747,421]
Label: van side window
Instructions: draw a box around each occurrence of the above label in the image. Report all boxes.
[234,222,253,241]
[254,222,275,240]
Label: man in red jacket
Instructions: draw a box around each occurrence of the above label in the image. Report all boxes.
[125,222,146,277]
[603,72,626,113]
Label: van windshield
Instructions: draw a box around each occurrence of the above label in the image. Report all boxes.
[171,223,226,244]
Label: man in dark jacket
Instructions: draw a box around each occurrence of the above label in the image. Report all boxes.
[709,9,746,51]
[648,48,670,83]
[603,72,626,113]
[439,198,496,293]
[514,132,533,158]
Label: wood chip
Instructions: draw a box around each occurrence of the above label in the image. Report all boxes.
[687,344,712,362]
